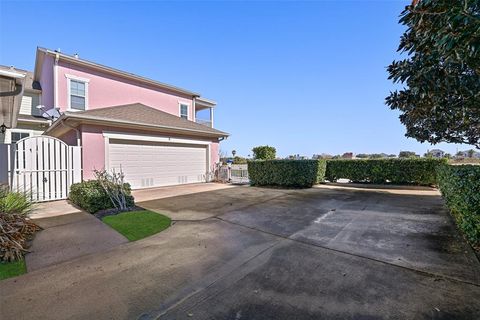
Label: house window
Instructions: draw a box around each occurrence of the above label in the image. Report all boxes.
[70,80,86,110]
[11,132,30,144]
[180,104,189,119]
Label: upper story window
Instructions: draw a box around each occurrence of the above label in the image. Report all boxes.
[180,103,189,119]
[66,74,90,111]
[70,80,86,110]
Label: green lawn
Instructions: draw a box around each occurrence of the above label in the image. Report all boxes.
[0,260,26,280]
[102,210,171,241]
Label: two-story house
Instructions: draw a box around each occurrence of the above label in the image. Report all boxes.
[1,47,228,189]
[426,149,445,158]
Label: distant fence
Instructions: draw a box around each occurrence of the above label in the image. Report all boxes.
[217,164,249,184]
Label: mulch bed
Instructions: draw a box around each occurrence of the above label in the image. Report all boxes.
[93,206,145,219]
[0,214,41,262]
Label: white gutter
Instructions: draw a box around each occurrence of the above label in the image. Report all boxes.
[0,69,27,79]
[53,52,59,108]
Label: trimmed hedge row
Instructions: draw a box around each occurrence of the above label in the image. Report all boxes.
[325,158,447,185]
[248,160,327,188]
[69,180,135,213]
[437,165,480,247]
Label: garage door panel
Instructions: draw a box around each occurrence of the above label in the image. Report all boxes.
[108,139,208,189]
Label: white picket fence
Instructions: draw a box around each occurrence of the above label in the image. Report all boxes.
[0,136,82,202]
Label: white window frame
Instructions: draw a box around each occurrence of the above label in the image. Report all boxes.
[178,102,190,120]
[6,129,34,144]
[65,74,90,112]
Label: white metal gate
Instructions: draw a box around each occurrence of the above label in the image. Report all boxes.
[0,136,82,202]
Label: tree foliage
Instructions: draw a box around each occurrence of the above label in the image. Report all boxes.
[252,145,276,160]
[386,0,480,149]
[399,151,418,158]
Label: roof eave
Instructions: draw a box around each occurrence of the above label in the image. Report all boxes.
[37,47,200,97]
[45,113,229,138]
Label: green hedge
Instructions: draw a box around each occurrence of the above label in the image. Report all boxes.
[437,165,480,247]
[69,180,134,213]
[325,158,447,185]
[248,160,326,188]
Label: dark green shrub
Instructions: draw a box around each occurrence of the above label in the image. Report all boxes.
[437,165,480,247]
[248,160,326,188]
[325,158,446,185]
[69,180,134,213]
[252,146,276,160]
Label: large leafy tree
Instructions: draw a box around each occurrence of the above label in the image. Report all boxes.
[386,0,480,149]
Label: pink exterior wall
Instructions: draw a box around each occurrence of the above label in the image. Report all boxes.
[74,124,219,180]
[57,129,78,146]
[55,61,195,119]
[210,141,220,168]
[39,56,54,109]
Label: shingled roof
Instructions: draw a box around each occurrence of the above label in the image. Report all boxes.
[47,103,228,138]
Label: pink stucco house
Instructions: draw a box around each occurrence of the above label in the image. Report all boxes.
[1,47,228,189]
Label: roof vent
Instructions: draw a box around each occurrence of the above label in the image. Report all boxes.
[74,53,79,59]
[55,48,61,53]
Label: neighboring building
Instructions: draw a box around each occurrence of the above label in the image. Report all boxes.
[0,47,228,189]
[287,154,308,160]
[0,66,50,144]
[426,149,445,158]
[456,149,480,159]
[341,152,353,159]
[312,153,333,159]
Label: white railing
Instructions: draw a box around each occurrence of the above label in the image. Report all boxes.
[196,119,212,127]
[216,164,249,184]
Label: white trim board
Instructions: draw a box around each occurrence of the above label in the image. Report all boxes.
[102,131,211,145]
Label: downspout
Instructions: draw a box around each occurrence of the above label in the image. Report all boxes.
[60,120,81,146]
[53,52,59,108]
[192,96,196,122]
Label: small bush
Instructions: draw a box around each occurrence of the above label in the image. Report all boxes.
[69,180,134,214]
[248,159,326,188]
[437,165,480,248]
[252,146,276,160]
[325,158,446,185]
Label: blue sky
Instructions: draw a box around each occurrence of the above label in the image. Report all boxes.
[0,1,473,157]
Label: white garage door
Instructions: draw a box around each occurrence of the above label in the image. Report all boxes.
[108,139,208,189]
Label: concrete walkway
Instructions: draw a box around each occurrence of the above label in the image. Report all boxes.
[26,211,127,271]
[131,182,233,203]
[31,199,81,219]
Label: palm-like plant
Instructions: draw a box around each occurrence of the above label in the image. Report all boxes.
[0,186,33,216]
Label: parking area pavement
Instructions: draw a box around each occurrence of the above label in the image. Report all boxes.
[1,184,479,319]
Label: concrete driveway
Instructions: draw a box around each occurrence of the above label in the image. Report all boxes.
[1,184,479,319]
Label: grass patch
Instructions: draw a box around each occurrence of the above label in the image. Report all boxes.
[0,260,26,280]
[102,210,171,241]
